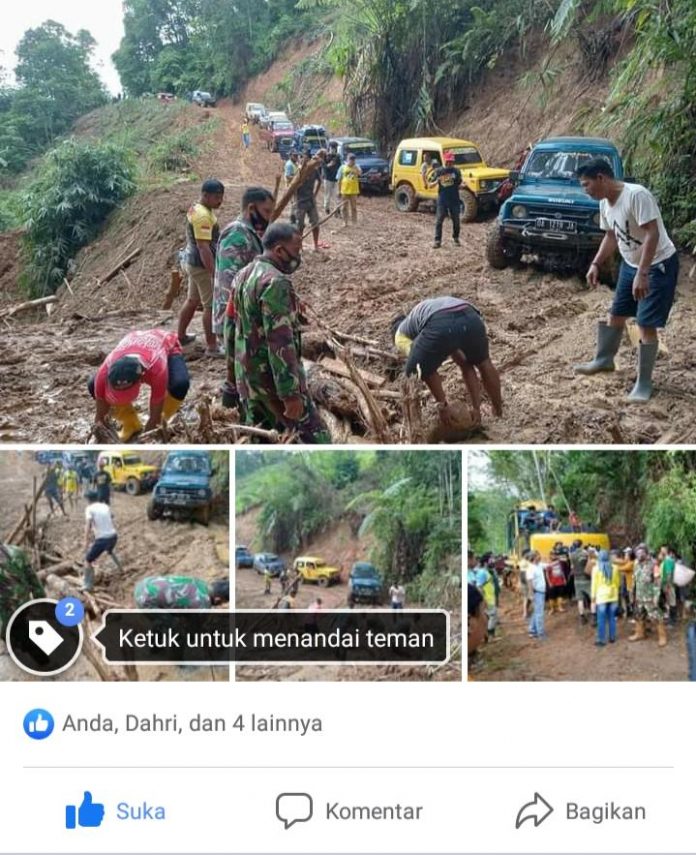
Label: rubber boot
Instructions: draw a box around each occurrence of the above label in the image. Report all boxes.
[657,621,668,648]
[221,381,239,409]
[110,551,123,572]
[111,404,143,442]
[162,393,183,422]
[83,565,95,592]
[627,341,658,403]
[629,619,645,642]
[574,322,622,375]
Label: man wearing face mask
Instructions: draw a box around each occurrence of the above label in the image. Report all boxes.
[233,223,329,443]
[214,187,275,407]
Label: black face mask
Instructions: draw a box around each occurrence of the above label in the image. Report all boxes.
[249,207,269,232]
[277,247,302,274]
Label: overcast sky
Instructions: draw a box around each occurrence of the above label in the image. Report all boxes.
[0,1,125,93]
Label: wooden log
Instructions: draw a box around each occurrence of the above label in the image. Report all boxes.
[331,329,380,348]
[270,157,321,222]
[339,353,390,442]
[317,407,353,443]
[272,174,281,201]
[1,295,57,318]
[37,559,80,582]
[162,267,183,309]
[317,357,386,388]
[98,247,142,286]
[305,364,362,420]
[5,472,49,543]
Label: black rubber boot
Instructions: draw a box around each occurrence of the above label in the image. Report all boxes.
[627,341,658,402]
[574,322,622,375]
[221,382,239,409]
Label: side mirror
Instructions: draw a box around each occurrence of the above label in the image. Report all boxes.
[509,170,520,183]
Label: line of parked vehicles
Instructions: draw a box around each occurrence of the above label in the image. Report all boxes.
[37,450,218,526]
[236,545,385,606]
[246,99,627,280]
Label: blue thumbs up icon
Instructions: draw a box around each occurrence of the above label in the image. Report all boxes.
[65,792,105,829]
[23,709,54,740]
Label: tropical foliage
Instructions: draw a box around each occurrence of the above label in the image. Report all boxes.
[236,451,461,607]
[469,451,696,563]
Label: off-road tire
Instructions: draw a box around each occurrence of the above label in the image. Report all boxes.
[460,189,478,222]
[125,477,141,496]
[317,576,329,588]
[394,183,418,213]
[147,498,163,521]
[486,224,512,269]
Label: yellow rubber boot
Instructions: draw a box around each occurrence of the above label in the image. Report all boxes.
[162,393,183,422]
[657,621,668,648]
[111,404,143,442]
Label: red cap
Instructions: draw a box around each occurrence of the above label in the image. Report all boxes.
[443,151,455,163]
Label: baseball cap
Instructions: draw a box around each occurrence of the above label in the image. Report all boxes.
[106,356,144,404]
[443,151,455,163]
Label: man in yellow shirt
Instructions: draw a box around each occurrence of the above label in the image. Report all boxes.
[177,179,225,356]
[337,153,362,226]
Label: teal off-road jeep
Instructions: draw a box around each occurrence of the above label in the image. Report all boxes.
[486,136,624,277]
[147,450,215,526]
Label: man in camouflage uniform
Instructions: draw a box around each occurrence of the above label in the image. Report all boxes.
[630,544,667,646]
[233,222,329,443]
[0,543,44,643]
[214,187,275,407]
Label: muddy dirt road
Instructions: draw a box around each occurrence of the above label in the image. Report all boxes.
[235,509,461,682]
[0,452,230,681]
[474,588,689,681]
[2,102,695,444]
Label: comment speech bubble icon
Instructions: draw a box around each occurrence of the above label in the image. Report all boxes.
[276,792,313,830]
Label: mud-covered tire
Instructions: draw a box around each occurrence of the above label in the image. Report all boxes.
[317,576,329,588]
[486,224,511,269]
[147,498,162,521]
[460,190,478,222]
[125,477,141,496]
[195,504,211,526]
[394,183,418,213]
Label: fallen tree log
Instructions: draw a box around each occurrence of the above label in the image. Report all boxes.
[305,363,362,421]
[339,353,390,442]
[317,357,386,388]
[98,247,142,286]
[271,157,322,222]
[317,407,353,443]
[1,295,58,319]
[162,267,182,309]
[37,560,80,582]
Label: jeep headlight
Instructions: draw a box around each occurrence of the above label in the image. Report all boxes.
[479,180,489,190]
[198,489,207,497]
[592,212,601,226]
[511,204,528,219]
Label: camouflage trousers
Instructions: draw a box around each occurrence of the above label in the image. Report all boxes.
[635,598,665,623]
[242,392,330,444]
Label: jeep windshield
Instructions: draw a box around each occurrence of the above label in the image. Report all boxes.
[122,455,143,466]
[164,456,209,474]
[448,146,483,166]
[352,566,377,579]
[274,123,293,132]
[524,150,613,181]
[345,142,377,156]
[303,136,325,145]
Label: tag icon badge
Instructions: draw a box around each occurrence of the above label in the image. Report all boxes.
[28,620,64,656]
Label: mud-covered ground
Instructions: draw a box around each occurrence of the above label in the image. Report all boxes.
[2,104,695,444]
[472,587,689,681]
[234,509,461,682]
[0,452,230,681]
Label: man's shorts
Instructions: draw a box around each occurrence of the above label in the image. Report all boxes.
[297,202,319,231]
[574,578,591,602]
[611,252,679,329]
[86,535,117,563]
[185,263,213,309]
[405,307,489,379]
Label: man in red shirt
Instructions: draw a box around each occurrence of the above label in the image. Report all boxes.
[88,329,190,440]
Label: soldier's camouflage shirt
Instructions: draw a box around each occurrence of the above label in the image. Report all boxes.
[213,218,263,334]
[233,257,305,405]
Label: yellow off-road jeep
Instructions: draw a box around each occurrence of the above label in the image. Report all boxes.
[391,136,509,221]
[293,556,342,587]
[97,452,159,496]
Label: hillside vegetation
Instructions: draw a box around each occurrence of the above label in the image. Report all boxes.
[237,450,461,609]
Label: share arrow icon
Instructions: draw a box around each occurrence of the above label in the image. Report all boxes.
[515,792,554,829]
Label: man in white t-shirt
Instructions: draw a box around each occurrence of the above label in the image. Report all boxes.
[389,583,406,609]
[83,490,122,591]
[526,552,547,640]
[573,158,678,402]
